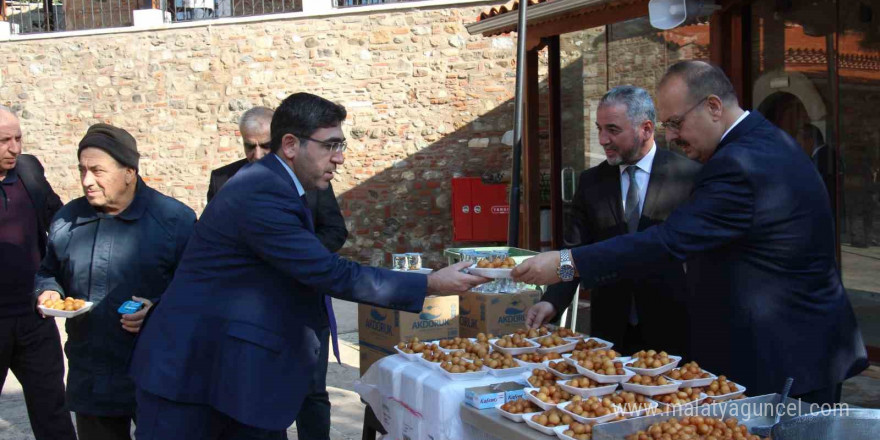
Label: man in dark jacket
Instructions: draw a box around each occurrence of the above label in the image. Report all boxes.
[513,61,867,404]
[527,86,700,357]
[35,123,196,439]
[0,107,75,440]
[208,106,349,439]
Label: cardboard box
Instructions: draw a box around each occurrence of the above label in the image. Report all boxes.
[458,290,542,338]
[359,345,393,376]
[358,295,459,375]
[464,382,527,409]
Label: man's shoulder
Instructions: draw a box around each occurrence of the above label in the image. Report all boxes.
[578,161,616,184]
[210,159,248,179]
[143,185,196,222]
[657,148,702,174]
[14,154,45,177]
[50,197,90,227]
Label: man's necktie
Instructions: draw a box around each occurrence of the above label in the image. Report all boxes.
[624,166,641,326]
[301,193,341,364]
[624,166,641,234]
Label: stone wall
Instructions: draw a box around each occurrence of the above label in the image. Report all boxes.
[1,2,523,265]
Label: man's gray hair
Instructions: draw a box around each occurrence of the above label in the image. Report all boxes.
[239,106,273,133]
[598,86,656,126]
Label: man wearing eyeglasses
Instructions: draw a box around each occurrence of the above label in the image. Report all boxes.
[208,106,349,260]
[512,61,867,405]
[130,92,489,439]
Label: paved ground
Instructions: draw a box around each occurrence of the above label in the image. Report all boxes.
[1,298,878,439]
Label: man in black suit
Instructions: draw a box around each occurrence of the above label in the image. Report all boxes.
[526,86,700,356]
[0,106,76,439]
[207,105,348,439]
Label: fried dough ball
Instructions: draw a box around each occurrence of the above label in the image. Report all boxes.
[625,416,766,440]
[627,350,674,369]
[527,368,557,388]
[517,351,562,363]
[668,361,712,380]
[705,376,739,397]
[500,399,541,414]
[562,421,594,440]
[576,350,625,376]
[532,408,572,427]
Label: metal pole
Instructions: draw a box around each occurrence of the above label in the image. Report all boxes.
[507,0,528,247]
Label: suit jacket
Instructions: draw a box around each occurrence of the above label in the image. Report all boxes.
[570,112,868,396]
[15,154,63,258]
[208,158,348,252]
[130,154,427,430]
[543,149,700,355]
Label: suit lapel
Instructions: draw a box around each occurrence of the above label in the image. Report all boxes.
[16,158,47,230]
[261,155,316,233]
[601,163,624,226]
[639,149,668,229]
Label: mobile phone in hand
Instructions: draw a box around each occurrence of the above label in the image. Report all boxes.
[117,300,144,314]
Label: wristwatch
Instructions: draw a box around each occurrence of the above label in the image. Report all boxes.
[557,249,575,282]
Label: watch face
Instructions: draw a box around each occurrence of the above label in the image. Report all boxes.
[558,265,575,281]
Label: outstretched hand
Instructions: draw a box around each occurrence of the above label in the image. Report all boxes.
[427,261,491,294]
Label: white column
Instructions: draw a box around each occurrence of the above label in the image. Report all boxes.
[301,0,335,15]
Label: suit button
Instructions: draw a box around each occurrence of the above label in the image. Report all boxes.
[315,349,319,355]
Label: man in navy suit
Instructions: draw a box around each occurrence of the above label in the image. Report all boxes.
[513,61,867,404]
[130,93,487,439]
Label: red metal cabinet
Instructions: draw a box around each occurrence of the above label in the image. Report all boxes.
[452,177,509,242]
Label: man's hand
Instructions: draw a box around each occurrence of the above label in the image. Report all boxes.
[511,251,566,285]
[120,296,154,334]
[36,290,62,318]
[526,301,557,329]
[427,261,491,294]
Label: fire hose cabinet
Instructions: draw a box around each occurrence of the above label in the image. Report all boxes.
[451,177,509,242]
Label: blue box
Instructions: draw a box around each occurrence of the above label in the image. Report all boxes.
[464,382,527,409]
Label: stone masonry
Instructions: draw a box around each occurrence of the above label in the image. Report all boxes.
[1,2,519,266]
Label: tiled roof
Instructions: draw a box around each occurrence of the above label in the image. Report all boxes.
[478,0,548,21]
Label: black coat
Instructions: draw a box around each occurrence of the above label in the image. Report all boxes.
[543,148,701,356]
[15,154,62,259]
[570,112,868,396]
[208,159,348,252]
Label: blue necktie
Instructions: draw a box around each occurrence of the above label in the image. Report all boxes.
[301,193,341,364]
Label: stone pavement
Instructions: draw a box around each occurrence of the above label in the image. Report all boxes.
[2,298,879,439]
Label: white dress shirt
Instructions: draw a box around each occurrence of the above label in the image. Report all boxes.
[620,143,657,216]
[721,111,750,143]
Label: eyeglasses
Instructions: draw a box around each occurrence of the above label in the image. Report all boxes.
[300,136,348,154]
[660,96,708,132]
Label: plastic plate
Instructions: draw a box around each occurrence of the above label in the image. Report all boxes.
[522,412,560,436]
[557,379,619,397]
[557,400,620,424]
[624,355,682,376]
[664,370,717,388]
[704,384,746,402]
[467,266,513,279]
[575,364,636,384]
[523,387,569,411]
[620,379,682,397]
[496,402,529,423]
[489,338,540,356]
[38,301,94,318]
